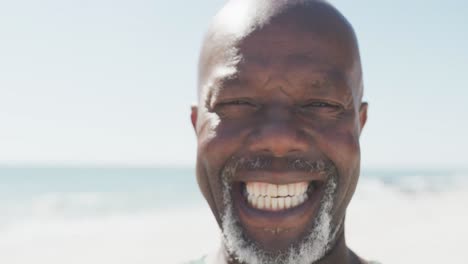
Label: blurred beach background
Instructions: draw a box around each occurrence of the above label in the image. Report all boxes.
[0,168,467,263]
[1,0,467,263]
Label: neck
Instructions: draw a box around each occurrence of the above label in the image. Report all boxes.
[221,229,360,264]
[313,231,358,264]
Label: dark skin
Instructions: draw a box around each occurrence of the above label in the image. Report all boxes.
[192,1,368,263]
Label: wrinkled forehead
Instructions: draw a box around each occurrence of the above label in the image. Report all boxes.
[198,2,362,101]
[237,20,357,71]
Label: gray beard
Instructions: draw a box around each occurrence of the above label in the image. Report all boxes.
[220,158,341,264]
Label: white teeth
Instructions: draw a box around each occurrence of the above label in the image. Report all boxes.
[264,196,271,210]
[271,198,278,210]
[278,197,285,210]
[248,194,254,204]
[247,184,253,194]
[252,195,258,208]
[295,183,302,195]
[261,184,268,196]
[285,197,292,208]
[246,182,308,197]
[245,181,311,211]
[291,196,299,207]
[288,184,295,196]
[300,193,307,204]
[257,196,265,209]
[278,185,288,196]
[253,183,260,196]
[267,184,278,197]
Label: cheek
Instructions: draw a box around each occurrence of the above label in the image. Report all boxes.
[196,112,252,219]
[321,126,360,172]
[197,113,250,174]
[308,115,361,167]
[310,117,361,214]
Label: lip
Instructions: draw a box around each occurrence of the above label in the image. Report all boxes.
[231,173,326,229]
[233,170,327,185]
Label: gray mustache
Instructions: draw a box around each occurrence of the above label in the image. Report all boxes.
[224,156,336,175]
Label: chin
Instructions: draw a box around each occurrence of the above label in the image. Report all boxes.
[220,165,341,264]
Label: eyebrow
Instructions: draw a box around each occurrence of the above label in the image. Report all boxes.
[206,75,246,98]
[217,74,243,87]
[309,70,346,87]
[305,73,354,106]
[208,68,346,95]
[204,71,241,108]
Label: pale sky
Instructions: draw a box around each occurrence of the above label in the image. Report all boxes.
[0,0,467,168]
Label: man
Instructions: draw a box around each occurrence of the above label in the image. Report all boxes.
[190,0,373,263]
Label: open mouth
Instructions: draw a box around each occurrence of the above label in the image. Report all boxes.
[243,182,315,211]
[229,177,326,245]
[231,176,325,218]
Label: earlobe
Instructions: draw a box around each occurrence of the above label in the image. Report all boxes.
[359,102,368,132]
[191,105,198,133]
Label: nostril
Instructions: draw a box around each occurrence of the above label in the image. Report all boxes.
[284,148,304,155]
[247,125,309,157]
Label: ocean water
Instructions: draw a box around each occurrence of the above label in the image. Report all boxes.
[0,167,466,264]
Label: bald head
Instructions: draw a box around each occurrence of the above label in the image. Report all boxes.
[198,0,363,103]
[192,2,369,262]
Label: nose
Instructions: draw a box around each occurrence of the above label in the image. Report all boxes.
[247,119,309,157]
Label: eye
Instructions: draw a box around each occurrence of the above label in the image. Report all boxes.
[299,100,343,115]
[221,100,254,106]
[302,101,339,108]
[214,99,258,119]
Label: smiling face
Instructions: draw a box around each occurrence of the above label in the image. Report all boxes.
[192,3,367,264]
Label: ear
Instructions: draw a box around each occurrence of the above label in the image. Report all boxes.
[359,102,368,133]
[191,104,198,133]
